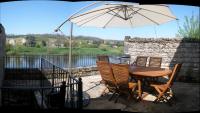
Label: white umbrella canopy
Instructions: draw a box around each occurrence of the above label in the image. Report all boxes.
[55,2,177,76]
[70,2,177,28]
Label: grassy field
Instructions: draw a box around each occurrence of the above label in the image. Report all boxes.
[6,46,123,55]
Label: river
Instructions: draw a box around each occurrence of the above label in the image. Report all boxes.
[5,55,122,68]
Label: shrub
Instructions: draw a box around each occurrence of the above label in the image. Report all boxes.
[36,43,41,48]
[177,15,200,40]
[5,43,13,52]
[99,44,109,51]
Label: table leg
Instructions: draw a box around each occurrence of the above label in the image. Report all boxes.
[137,79,142,100]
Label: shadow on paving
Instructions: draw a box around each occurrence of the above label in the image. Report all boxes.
[84,82,200,112]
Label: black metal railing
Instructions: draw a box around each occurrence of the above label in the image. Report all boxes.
[41,58,67,87]
[4,56,44,88]
[4,54,122,69]
[41,58,82,109]
[1,56,83,109]
[4,55,41,69]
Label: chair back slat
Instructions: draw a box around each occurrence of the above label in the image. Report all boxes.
[97,55,109,63]
[149,57,162,68]
[111,64,129,91]
[96,61,116,87]
[135,56,148,67]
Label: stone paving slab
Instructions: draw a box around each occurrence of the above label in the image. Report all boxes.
[82,75,106,98]
[81,74,200,112]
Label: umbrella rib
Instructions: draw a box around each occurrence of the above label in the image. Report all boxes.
[70,6,120,20]
[79,7,120,27]
[71,5,177,21]
[107,7,128,20]
[76,7,121,24]
[127,7,143,27]
[129,7,160,25]
[137,12,160,25]
[76,11,110,24]
[128,8,142,17]
[131,6,177,20]
[102,7,123,28]
[107,12,126,20]
[126,8,134,28]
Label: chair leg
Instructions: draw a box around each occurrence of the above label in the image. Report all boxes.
[153,98,159,103]
[153,94,162,103]
[127,94,132,100]
[114,94,120,103]
[108,92,116,101]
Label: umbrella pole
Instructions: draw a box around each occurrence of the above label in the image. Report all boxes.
[69,22,73,77]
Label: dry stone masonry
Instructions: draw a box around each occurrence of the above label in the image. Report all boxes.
[66,66,99,77]
[124,36,200,80]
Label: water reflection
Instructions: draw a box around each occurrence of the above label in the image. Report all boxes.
[5,55,121,68]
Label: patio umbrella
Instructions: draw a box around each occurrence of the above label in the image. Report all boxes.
[69,2,177,28]
[55,2,177,76]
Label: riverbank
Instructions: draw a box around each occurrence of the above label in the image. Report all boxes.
[6,46,123,55]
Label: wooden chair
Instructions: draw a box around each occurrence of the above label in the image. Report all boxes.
[131,56,148,83]
[111,63,138,102]
[96,61,118,100]
[97,55,109,63]
[150,63,182,104]
[147,57,162,83]
[135,56,148,67]
[119,54,131,64]
[96,55,110,84]
[149,57,162,68]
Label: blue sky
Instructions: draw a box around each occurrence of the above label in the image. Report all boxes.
[0,1,199,40]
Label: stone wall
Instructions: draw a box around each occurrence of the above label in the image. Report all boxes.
[70,66,99,77]
[124,37,200,81]
[0,24,6,106]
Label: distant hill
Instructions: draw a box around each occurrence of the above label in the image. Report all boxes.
[6,34,124,48]
[74,35,103,41]
[6,34,121,41]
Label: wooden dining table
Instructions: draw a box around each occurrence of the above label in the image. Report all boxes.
[129,65,172,100]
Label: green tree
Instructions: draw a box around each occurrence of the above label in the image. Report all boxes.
[99,44,109,51]
[41,40,47,47]
[5,43,13,52]
[177,15,200,40]
[36,43,41,48]
[25,35,36,47]
[64,41,69,47]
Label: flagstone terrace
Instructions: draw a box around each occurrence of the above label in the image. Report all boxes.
[0,35,200,111]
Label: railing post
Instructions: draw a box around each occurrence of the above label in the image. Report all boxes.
[52,65,55,87]
[78,77,83,109]
[41,58,43,71]
[60,81,66,108]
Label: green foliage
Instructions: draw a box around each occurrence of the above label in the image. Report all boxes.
[36,43,41,48]
[5,34,124,55]
[41,40,47,47]
[70,47,122,55]
[25,35,36,47]
[78,41,99,48]
[64,41,69,47]
[5,43,13,52]
[99,44,109,51]
[6,46,123,55]
[177,15,200,40]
